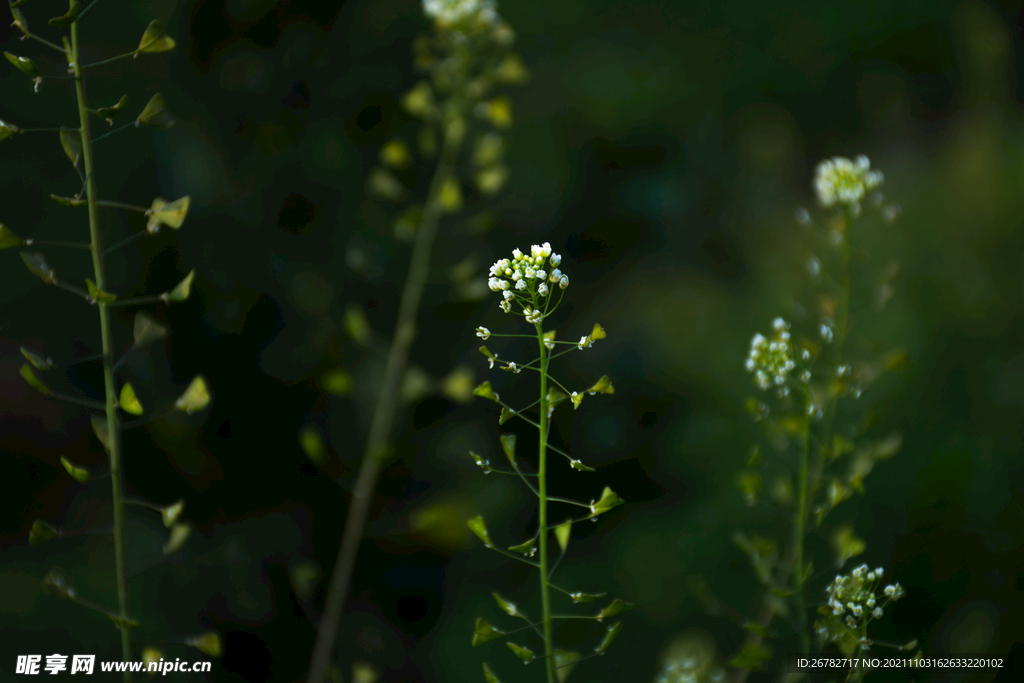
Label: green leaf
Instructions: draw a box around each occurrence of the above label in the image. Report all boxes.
[0,223,24,248]
[498,407,515,425]
[4,52,39,78]
[482,662,501,683]
[60,456,90,483]
[30,518,59,545]
[569,459,595,472]
[91,415,111,451]
[19,364,50,394]
[20,346,54,370]
[472,381,499,402]
[498,433,516,467]
[59,127,82,169]
[569,591,606,604]
[133,311,168,347]
[729,643,773,670]
[165,269,196,302]
[554,519,571,552]
[108,614,142,631]
[554,650,581,682]
[48,0,80,29]
[161,499,184,527]
[471,618,506,647]
[119,383,144,415]
[137,20,176,56]
[299,425,327,464]
[491,592,524,619]
[0,119,21,143]
[832,525,866,565]
[594,623,622,654]
[163,522,191,554]
[466,515,493,548]
[184,632,222,657]
[49,194,87,207]
[146,196,191,233]
[175,375,211,413]
[507,537,536,556]
[588,487,624,518]
[505,642,535,664]
[94,95,129,124]
[136,93,174,128]
[321,366,352,395]
[587,374,614,395]
[595,599,634,622]
[468,450,492,474]
[86,278,117,304]
[20,252,56,283]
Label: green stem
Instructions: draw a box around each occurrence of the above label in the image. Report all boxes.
[71,16,133,680]
[536,321,556,683]
[794,388,811,655]
[305,122,464,683]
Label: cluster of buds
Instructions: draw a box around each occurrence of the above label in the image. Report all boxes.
[487,242,568,318]
[814,155,884,209]
[422,0,499,26]
[817,564,905,646]
[745,318,797,398]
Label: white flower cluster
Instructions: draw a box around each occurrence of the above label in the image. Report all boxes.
[819,565,905,639]
[422,0,497,25]
[487,242,567,317]
[814,155,884,208]
[745,317,796,398]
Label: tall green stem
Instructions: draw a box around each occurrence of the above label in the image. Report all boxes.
[536,322,556,683]
[306,128,463,683]
[70,16,132,680]
[794,389,811,655]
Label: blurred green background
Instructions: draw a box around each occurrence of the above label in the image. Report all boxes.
[3,0,1024,681]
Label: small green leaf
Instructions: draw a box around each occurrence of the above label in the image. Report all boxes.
[498,433,516,467]
[20,346,54,370]
[299,425,327,464]
[482,662,501,683]
[569,591,606,604]
[729,643,773,670]
[491,592,524,619]
[595,599,634,622]
[91,415,111,451]
[161,499,184,527]
[119,383,144,415]
[554,650,581,682]
[60,456,90,483]
[569,459,595,472]
[146,196,191,233]
[165,269,196,302]
[30,518,59,545]
[587,375,614,395]
[507,537,536,556]
[136,20,176,56]
[468,450,492,474]
[589,323,607,341]
[59,127,82,169]
[505,642,535,665]
[49,194,87,207]
[184,632,222,657]
[554,519,571,552]
[588,487,624,518]
[4,52,39,78]
[498,407,515,425]
[19,364,50,394]
[94,95,129,124]
[136,93,174,128]
[175,375,211,413]
[20,252,56,283]
[321,366,352,395]
[471,618,506,647]
[133,311,168,347]
[594,623,622,654]
[48,0,80,29]
[86,278,117,304]
[163,522,191,554]
[0,223,25,248]
[473,381,499,402]
[108,614,142,631]
[0,119,21,143]
[466,515,493,548]
[832,525,866,565]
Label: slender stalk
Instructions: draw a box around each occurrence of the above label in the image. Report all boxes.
[23,239,92,249]
[794,388,811,655]
[71,17,133,680]
[536,322,556,683]
[305,126,463,683]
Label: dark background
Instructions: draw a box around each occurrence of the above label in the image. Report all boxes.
[2,0,1024,681]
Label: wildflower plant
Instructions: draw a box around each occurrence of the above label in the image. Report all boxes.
[727,156,917,677]
[468,242,630,683]
[2,1,219,676]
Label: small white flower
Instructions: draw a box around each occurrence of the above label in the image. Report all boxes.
[512,248,522,259]
[773,317,789,331]
[488,277,502,291]
[578,336,589,350]
[475,327,491,340]
[536,270,546,280]
[884,584,896,596]
[488,353,497,369]
[506,361,521,374]
[515,279,527,291]
[550,253,561,267]
[872,607,883,618]
[559,275,569,289]
[503,290,514,300]
[525,308,542,324]
[852,604,863,616]
[499,299,511,313]
[538,283,548,296]
[875,567,883,578]
[511,269,522,281]
[525,267,535,279]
